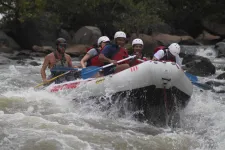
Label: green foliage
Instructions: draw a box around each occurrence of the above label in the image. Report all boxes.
[0,0,46,23]
[1,0,225,37]
[112,0,163,35]
[18,0,46,22]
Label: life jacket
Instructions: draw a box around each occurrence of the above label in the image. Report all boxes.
[111,46,129,64]
[132,52,147,66]
[51,51,68,76]
[153,46,176,62]
[153,46,166,54]
[159,49,176,62]
[86,47,103,67]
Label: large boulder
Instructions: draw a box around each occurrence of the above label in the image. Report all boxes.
[182,54,216,76]
[66,44,89,57]
[195,30,221,45]
[32,45,54,54]
[148,23,173,34]
[216,73,225,80]
[214,42,225,57]
[152,33,195,46]
[72,26,102,45]
[0,31,20,53]
[0,56,11,65]
[58,29,72,43]
[203,20,225,36]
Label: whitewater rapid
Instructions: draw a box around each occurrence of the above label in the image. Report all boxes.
[0,46,225,150]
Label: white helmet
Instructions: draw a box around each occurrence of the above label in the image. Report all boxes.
[114,31,126,39]
[132,38,144,46]
[97,36,110,45]
[168,43,180,56]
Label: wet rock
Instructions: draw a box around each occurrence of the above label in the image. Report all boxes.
[0,31,20,49]
[152,33,194,46]
[58,29,72,43]
[16,60,26,65]
[29,61,40,66]
[66,44,89,56]
[72,26,102,45]
[203,20,225,36]
[149,23,173,34]
[30,52,46,57]
[182,54,216,76]
[214,42,225,57]
[205,80,224,87]
[15,50,31,57]
[216,73,225,80]
[0,47,14,53]
[32,45,54,54]
[7,55,33,60]
[0,56,11,65]
[195,30,221,45]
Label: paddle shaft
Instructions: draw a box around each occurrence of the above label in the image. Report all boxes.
[102,55,136,69]
[50,67,82,72]
[81,55,136,79]
[34,71,70,88]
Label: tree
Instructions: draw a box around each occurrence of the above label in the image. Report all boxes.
[112,0,164,36]
[0,0,46,23]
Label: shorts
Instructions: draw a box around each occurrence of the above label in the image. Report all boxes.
[49,71,81,84]
[103,66,116,76]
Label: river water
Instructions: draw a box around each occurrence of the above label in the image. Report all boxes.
[0,46,225,150]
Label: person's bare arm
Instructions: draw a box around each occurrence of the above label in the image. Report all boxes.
[41,56,49,82]
[99,54,116,64]
[152,56,158,61]
[80,54,91,68]
[65,54,73,67]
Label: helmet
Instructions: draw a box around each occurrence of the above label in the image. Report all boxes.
[132,38,144,46]
[168,43,180,56]
[97,36,110,45]
[56,38,66,45]
[114,31,126,39]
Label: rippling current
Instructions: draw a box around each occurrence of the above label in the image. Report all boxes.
[0,46,225,150]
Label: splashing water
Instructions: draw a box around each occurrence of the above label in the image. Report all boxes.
[0,49,225,150]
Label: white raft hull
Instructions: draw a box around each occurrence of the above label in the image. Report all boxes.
[46,60,193,98]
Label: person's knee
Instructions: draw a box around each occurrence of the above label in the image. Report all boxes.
[120,64,130,70]
[115,64,130,72]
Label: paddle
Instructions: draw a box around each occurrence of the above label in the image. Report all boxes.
[34,71,70,88]
[81,55,136,79]
[50,66,100,72]
[184,72,212,90]
[184,72,198,82]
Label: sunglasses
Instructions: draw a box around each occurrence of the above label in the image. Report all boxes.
[59,43,67,48]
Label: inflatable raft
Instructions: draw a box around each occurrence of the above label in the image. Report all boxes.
[46,60,193,126]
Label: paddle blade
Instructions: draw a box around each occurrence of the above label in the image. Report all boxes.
[81,66,101,79]
[185,72,198,82]
[34,71,70,88]
[192,81,212,90]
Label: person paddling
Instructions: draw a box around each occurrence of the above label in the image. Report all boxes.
[152,43,182,66]
[40,38,74,84]
[99,31,130,76]
[130,38,148,66]
[80,36,110,68]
